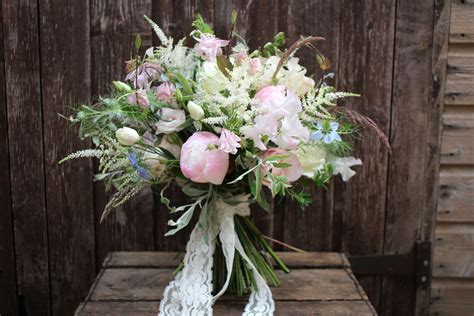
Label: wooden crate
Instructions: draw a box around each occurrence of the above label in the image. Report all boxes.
[75,252,376,315]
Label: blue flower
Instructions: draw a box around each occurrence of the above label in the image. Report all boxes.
[128,152,150,180]
[310,121,342,144]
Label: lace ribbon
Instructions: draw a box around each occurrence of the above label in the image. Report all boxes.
[159,195,275,316]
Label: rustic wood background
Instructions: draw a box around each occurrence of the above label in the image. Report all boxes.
[431,0,474,315]
[0,0,450,315]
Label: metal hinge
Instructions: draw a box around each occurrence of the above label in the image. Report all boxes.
[347,240,432,289]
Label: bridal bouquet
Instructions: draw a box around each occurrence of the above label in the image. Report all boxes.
[62,14,388,316]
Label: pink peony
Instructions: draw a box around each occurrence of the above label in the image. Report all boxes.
[180,132,229,185]
[195,35,229,62]
[156,108,186,134]
[154,82,175,102]
[253,85,302,117]
[219,129,241,154]
[261,148,303,187]
[127,89,150,108]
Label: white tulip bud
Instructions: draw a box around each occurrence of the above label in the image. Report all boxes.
[115,127,140,146]
[187,101,205,121]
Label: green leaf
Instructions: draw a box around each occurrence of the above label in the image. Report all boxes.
[264,154,290,162]
[174,73,194,95]
[192,14,214,34]
[227,164,259,184]
[254,167,262,199]
[216,55,233,77]
[135,34,142,51]
[182,186,208,197]
[272,162,292,169]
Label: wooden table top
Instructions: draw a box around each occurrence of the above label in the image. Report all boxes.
[75,252,376,315]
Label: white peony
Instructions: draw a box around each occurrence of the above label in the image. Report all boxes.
[197,61,227,93]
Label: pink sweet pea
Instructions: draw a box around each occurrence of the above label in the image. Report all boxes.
[248,58,263,75]
[235,51,248,65]
[219,129,241,154]
[156,108,186,134]
[261,148,303,187]
[127,89,150,108]
[195,35,229,62]
[125,62,162,88]
[154,82,175,102]
[180,132,229,185]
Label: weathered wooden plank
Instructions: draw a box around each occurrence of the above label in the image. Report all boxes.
[2,0,51,314]
[104,251,348,268]
[336,0,396,312]
[38,0,95,314]
[384,1,436,315]
[76,301,375,316]
[430,303,474,316]
[438,166,474,222]
[449,0,474,44]
[447,44,474,76]
[0,1,18,314]
[440,109,474,164]
[433,223,474,278]
[151,1,214,250]
[89,268,364,301]
[445,72,474,106]
[90,0,155,268]
[420,0,451,313]
[431,278,474,308]
[277,0,339,251]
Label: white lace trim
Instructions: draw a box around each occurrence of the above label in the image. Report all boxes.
[159,196,275,316]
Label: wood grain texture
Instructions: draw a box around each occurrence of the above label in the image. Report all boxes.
[449,0,474,44]
[437,166,474,223]
[104,251,348,268]
[336,0,396,312]
[440,108,474,164]
[38,0,95,314]
[2,0,51,314]
[90,0,155,268]
[278,0,339,251]
[433,223,474,278]
[383,1,435,315]
[76,301,375,316]
[90,268,365,301]
[431,278,474,315]
[0,1,17,315]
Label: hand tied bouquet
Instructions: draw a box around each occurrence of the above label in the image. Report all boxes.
[62,14,389,316]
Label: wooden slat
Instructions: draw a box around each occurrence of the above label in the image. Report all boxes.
[437,166,474,222]
[449,0,474,44]
[104,251,348,268]
[277,0,338,251]
[38,0,95,314]
[433,223,474,278]
[447,44,474,75]
[431,278,474,308]
[90,0,155,267]
[2,0,51,314]
[440,109,474,164]
[151,1,214,250]
[0,1,17,314]
[89,268,364,302]
[386,0,440,313]
[76,301,375,316]
[336,0,396,312]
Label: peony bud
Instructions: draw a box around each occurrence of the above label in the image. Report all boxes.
[115,127,140,146]
[187,101,205,121]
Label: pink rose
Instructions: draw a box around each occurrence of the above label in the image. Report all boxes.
[154,82,175,102]
[195,35,229,62]
[156,108,186,134]
[127,89,150,108]
[248,58,263,75]
[219,129,241,154]
[180,132,229,185]
[261,148,303,187]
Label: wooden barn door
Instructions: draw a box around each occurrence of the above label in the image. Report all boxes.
[0,0,448,315]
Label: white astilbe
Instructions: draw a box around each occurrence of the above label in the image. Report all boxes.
[144,15,172,47]
[201,116,228,125]
[301,84,359,123]
[59,149,103,164]
[152,39,199,79]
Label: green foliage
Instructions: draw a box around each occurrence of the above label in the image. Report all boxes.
[192,14,214,35]
[288,189,312,210]
[262,32,286,57]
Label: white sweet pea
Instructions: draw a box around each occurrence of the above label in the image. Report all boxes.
[331,157,363,181]
[187,101,205,121]
[115,127,140,146]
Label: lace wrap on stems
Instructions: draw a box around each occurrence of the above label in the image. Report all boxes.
[159,195,275,316]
